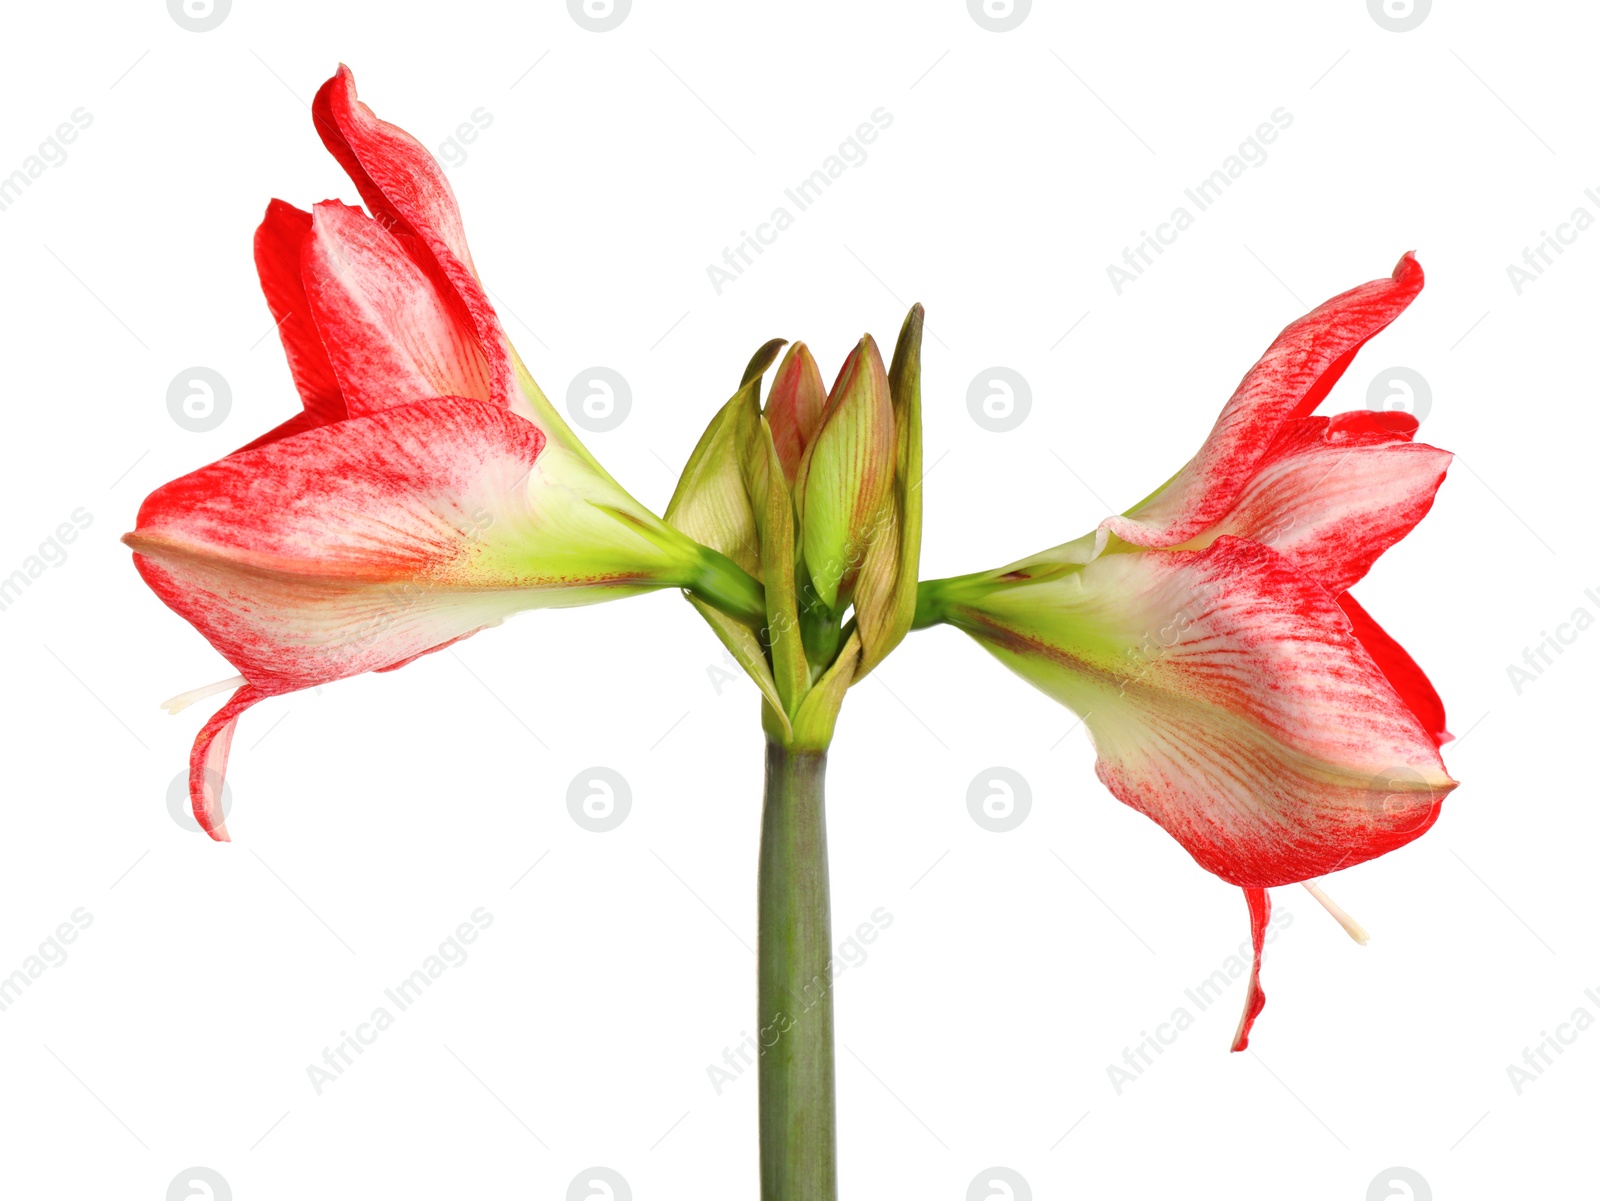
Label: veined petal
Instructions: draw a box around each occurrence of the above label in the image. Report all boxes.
[1166,411,1452,594]
[1338,591,1451,747]
[1231,888,1270,1052]
[125,397,699,691]
[1102,253,1424,551]
[302,201,495,417]
[664,378,762,578]
[252,199,344,430]
[187,683,275,842]
[943,536,1456,888]
[233,409,326,455]
[312,65,512,409]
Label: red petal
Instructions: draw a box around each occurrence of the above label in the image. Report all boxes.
[312,65,511,409]
[1338,591,1452,747]
[1178,414,1452,594]
[233,409,323,455]
[253,200,345,428]
[301,201,496,417]
[1230,887,1270,1052]
[1103,253,1424,550]
[187,683,278,842]
[952,535,1456,888]
[127,397,546,691]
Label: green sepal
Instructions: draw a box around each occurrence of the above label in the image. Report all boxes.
[743,338,789,387]
[664,377,763,579]
[854,303,924,677]
[748,418,809,715]
[796,336,896,612]
[788,629,860,750]
[690,595,792,741]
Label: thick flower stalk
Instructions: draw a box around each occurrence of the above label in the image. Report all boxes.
[125,66,759,839]
[665,310,923,1198]
[915,253,1456,1050]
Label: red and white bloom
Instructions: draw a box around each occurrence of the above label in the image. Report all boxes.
[920,254,1456,1048]
[127,67,751,840]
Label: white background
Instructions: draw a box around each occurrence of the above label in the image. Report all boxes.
[0,1,1593,1198]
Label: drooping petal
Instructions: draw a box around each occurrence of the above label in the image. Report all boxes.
[301,201,495,416]
[1101,253,1425,551]
[1167,410,1452,594]
[1230,888,1270,1052]
[252,199,344,429]
[941,535,1456,888]
[126,397,699,692]
[187,683,277,842]
[1337,591,1451,747]
[311,65,511,409]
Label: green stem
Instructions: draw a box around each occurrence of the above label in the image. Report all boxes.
[911,577,947,629]
[758,741,837,1200]
[686,546,767,628]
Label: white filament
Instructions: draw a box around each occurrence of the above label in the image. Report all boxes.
[161,675,246,715]
[1301,880,1369,945]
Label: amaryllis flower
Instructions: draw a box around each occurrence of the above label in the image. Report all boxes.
[915,254,1456,1048]
[125,66,758,841]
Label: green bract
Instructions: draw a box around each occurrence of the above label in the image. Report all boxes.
[666,306,924,748]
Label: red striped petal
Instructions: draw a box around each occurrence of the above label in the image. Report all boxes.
[1103,253,1424,550]
[948,535,1456,889]
[127,398,548,691]
[1174,412,1452,594]
[1230,887,1270,1052]
[187,683,276,842]
[252,199,344,430]
[1338,591,1451,747]
[301,201,496,417]
[312,65,511,409]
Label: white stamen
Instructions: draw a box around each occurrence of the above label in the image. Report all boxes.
[1301,880,1369,945]
[161,675,246,715]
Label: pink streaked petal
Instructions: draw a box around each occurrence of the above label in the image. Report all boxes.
[1102,253,1425,550]
[952,535,1456,889]
[312,65,511,409]
[1338,591,1451,748]
[253,200,345,428]
[302,200,495,416]
[1230,887,1270,1052]
[188,683,279,842]
[1174,414,1452,594]
[127,397,547,690]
